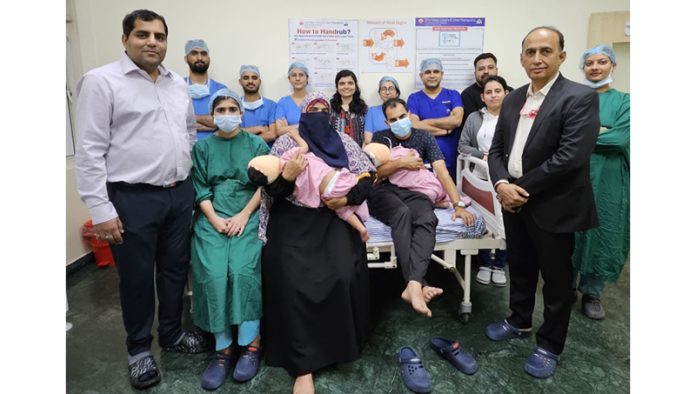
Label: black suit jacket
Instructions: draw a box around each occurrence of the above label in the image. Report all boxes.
[488,74,599,233]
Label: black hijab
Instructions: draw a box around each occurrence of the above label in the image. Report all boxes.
[298,112,349,169]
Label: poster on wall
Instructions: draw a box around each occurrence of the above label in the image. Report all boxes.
[414,17,485,91]
[359,19,414,73]
[288,19,359,96]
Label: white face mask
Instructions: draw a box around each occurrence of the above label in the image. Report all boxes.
[581,75,613,89]
[214,115,243,132]
[242,98,264,110]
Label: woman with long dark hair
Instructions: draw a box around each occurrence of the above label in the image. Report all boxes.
[329,69,369,146]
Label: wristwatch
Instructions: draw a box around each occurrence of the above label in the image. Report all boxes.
[456,200,471,209]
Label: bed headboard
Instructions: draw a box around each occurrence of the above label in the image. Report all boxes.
[456,155,505,239]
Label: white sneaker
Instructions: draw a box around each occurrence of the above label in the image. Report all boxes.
[476,267,492,285]
[491,268,507,286]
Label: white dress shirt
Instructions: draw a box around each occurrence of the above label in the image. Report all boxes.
[75,53,197,224]
[507,72,560,179]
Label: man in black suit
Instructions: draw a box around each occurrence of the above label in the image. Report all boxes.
[485,26,599,378]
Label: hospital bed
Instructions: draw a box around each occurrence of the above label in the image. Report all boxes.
[365,155,506,322]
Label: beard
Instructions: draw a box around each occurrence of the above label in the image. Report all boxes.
[188,61,209,74]
[243,85,259,94]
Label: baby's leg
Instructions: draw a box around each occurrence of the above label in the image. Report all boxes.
[345,214,369,242]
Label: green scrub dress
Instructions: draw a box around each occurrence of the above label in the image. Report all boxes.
[573,89,630,283]
[190,131,270,333]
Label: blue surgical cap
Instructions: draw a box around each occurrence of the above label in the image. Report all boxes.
[579,44,617,68]
[239,64,260,77]
[287,62,310,77]
[379,76,401,95]
[420,58,443,73]
[185,39,209,55]
[208,89,243,114]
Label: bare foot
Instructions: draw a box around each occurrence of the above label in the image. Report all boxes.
[293,373,315,394]
[359,227,370,242]
[401,280,432,317]
[422,286,443,302]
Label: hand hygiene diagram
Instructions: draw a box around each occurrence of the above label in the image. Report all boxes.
[289,18,483,78]
[359,19,415,73]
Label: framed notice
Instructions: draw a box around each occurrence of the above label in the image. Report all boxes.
[289,19,359,96]
[414,17,485,91]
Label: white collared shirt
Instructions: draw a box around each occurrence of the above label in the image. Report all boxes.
[75,53,197,224]
[507,72,560,178]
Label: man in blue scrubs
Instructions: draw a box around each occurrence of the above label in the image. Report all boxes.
[183,39,227,140]
[407,58,464,180]
[238,65,277,145]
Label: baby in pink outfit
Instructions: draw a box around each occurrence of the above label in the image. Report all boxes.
[248,130,370,241]
[366,145,472,208]
[387,146,452,208]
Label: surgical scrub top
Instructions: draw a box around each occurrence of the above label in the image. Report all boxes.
[241,98,278,128]
[365,105,388,133]
[185,77,228,140]
[407,88,463,180]
[275,96,302,125]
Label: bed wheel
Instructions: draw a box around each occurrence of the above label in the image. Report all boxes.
[458,302,472,323]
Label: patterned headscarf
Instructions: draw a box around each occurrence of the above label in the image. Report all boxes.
[298,91,349,169]
[300,91,330,113]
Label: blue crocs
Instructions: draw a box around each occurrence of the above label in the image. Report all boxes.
[485,319,532,341]
[524,347,560,378]
[232,345,261,382]
[430,337,477,375]
[398,346,432,394]
[201,351,233,390]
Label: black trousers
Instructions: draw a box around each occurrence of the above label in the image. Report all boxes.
[503,208,575,355]
[108,178,194,356]
[367,182,437,285]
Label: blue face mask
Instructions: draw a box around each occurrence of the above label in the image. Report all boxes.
[214,115,242,132]
[390,117,412,138]
[187,83,210,99]
[581,75,613,89]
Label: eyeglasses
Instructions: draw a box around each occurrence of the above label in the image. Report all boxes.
[380,86,396,93]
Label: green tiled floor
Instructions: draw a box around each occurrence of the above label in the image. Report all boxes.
[67,259,629,393]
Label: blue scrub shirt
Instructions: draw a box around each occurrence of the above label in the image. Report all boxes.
[275,96,301,125]
[185,78,228,140]
[407,88,463,180]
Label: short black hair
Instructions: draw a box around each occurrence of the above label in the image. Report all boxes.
[522,26,564,50]
[481,75,508,92]
[473,53,497,69]
[247,166,269,186]
[122,9,168,38]
[381,97,408,118]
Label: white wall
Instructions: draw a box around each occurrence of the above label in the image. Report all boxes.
[66,0,630,264]
[70,0,629,104]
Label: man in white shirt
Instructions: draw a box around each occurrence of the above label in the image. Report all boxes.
[74,9,209,389]
[485,26,599,379]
